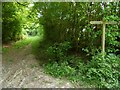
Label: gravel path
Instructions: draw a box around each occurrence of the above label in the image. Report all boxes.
[2,43,74,88]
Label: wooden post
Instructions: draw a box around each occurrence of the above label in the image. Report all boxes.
[90,21,117,58]
[102,22,105,56]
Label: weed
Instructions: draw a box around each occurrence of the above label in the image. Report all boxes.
[44,46,120,88]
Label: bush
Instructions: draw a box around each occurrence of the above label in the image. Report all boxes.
[44,60,76,78]
[45,41,120,88]
[47,41,71,62]
[44,52,86,83]
[86,53,120,88]
[2,3,22,43]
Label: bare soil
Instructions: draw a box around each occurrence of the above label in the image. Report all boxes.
[2,43,74,88]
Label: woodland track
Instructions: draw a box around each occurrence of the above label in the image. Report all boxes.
[2,42,74,88]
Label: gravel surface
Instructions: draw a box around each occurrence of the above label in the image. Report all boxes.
[2,43,74,88]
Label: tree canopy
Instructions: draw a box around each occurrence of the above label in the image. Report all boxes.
[33,2,120,55]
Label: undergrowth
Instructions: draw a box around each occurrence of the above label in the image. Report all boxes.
[13,37,37,49]
[2,36,40,54]
[43,41,120,89]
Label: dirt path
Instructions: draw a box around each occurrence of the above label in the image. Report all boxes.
[2,42,74,88]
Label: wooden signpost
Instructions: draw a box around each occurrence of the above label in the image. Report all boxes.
[90,20,117,58]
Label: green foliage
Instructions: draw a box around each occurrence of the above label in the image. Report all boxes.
[44,52,120,88]
[2,2,40,43]
[31,36,41,53]
[39,2,120,88]
[47,41,71,61]
[13,37,33,49]
[44,55,84,81]
[44,61,76,77]
[2,2,22,43]
[86,53,120,88]
[3,36,40,55]
[35,2,119,58]
[2,47,10,54]
[2,2,120,89]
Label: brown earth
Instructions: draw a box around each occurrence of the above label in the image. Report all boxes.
[2,43,74,88]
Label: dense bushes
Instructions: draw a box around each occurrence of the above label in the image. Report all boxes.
[47,41,71,62]
[35,2,120,88]
[3,2,119,88]
[34,2,120,58]
[2,2,40,43]
[2,3,22,43]
[86,53,120,88]
[44,41,120,88]
[45,46,120,88]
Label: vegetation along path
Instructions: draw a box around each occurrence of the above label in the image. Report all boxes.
[2,37,74,88]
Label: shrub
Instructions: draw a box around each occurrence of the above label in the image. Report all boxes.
[44,60,76,78]
[86,53,120,88]
[44,53,86,83]
[47,41,71,62]
[45,41,120,88]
